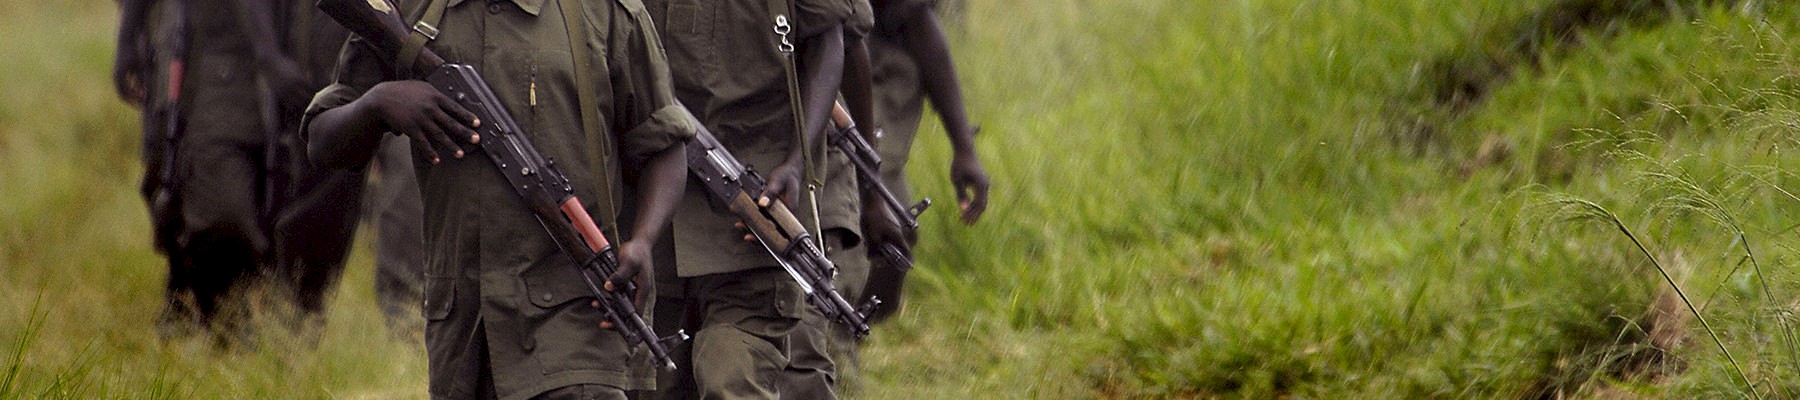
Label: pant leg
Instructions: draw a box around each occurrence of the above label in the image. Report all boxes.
[780,230,870,399]
[372,137,427,336]
[174,107,269,327]
[688,268,805,400]
[535,384,630,400]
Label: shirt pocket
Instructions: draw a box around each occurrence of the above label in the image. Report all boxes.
[657,0,718,82]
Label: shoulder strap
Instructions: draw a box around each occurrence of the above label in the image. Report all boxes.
[763,0,825,233]
[559,0,624,238]
[397,0,449,77]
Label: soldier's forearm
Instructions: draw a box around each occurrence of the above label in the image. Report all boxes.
[798,25,846,155]
[843,36,875,138]
[628,144,687,243]
[230,0,289,68]
[901,8,977,156]
[305,101,386,170]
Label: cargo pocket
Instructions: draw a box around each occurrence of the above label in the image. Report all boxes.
[521,254,600,309]
[423,277,454,321]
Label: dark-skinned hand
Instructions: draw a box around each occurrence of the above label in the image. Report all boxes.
[594,239,652,329]
[759,158,805,208]
[950,149,990,225]
[360,80,481,164]
[112,37,149,108]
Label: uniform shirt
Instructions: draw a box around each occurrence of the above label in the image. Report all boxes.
[646,0,859,277]
[301,0,696,397]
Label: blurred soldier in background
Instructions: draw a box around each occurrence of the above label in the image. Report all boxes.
[113,0,306,335]
[111,0,371,337]
[859,0,989,322]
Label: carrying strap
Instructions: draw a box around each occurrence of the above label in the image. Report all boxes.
[398,0,449,78]
[560,0,624,239]
[763,0,825,234]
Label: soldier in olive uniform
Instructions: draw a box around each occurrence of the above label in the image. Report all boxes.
[267,0,369,327]
[639,0,863,398]
[860,0,990,321]
[113,0,313,334]
[303,0,697,397]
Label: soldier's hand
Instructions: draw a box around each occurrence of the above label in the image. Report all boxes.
[861,199,911,254]
[950,150,990,225]
[760,159,805,208]
[596,240,653,329]
[361,80,481,164]
[112,39,148,108]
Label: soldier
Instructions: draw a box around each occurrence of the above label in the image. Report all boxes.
[638,0,873,398]
[112,0,314,335]
[267,0,368,329]
[860,0,990,322]
[302,0,696,398]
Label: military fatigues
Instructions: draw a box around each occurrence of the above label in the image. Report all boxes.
[369,136,427,337]
[270,0,364,322]
[134,0,277,329]
[303,0,697,398]
[639,0,857,398]
[784,1,876,397]
[867,0,940,203]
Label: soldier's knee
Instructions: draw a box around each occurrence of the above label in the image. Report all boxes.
[692,325,787,399]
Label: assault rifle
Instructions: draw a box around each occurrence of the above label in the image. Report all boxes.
[687,127,877,338]
[825,103,928,271]
[315,0,684,370]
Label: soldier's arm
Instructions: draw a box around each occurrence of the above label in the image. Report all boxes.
[763,24,847,207]
[307,81,481,169]
[229,0,307,106]
[896,6,989,224]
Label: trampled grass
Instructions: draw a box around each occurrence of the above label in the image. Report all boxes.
[8,0,1800,398]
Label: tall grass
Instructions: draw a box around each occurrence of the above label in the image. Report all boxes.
[8,0,1800,398]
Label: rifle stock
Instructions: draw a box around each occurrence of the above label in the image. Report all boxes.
[314,0,683,371]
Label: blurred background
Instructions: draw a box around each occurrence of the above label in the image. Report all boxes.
[7,0,1800,398]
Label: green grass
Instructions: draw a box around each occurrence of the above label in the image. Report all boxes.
[9,0,1800,398]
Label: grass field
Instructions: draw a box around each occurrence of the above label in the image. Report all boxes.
[7,0,1800,398]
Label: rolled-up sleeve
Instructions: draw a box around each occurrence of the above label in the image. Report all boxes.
[611,5,698,164]
[299,37,386,147]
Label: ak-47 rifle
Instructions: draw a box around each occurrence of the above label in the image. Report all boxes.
[825,102,929,271]
[686,126,877,338]
[314,0,685,370]
[146,0,190,255]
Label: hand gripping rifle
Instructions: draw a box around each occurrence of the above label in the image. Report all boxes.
[825,102,929,271]
[315,0,685,370]
[687,127,877,338]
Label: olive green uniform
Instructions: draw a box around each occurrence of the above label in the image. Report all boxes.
[867,0,940,203]
[369,136,427,337]
[135,0,277,328]
[784,1,876,395]
[270,0,366,322]
[303,0,697,398]
[639,0,856,398]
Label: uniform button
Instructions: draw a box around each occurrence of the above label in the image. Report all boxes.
[542,293,554,302]
[487,1,503,14]
[523,337,536,351]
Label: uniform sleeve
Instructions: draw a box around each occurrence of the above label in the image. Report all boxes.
[873,0,936,32]
[299,36,390,147]
[611,3,699,165]
[792,0,861,40]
